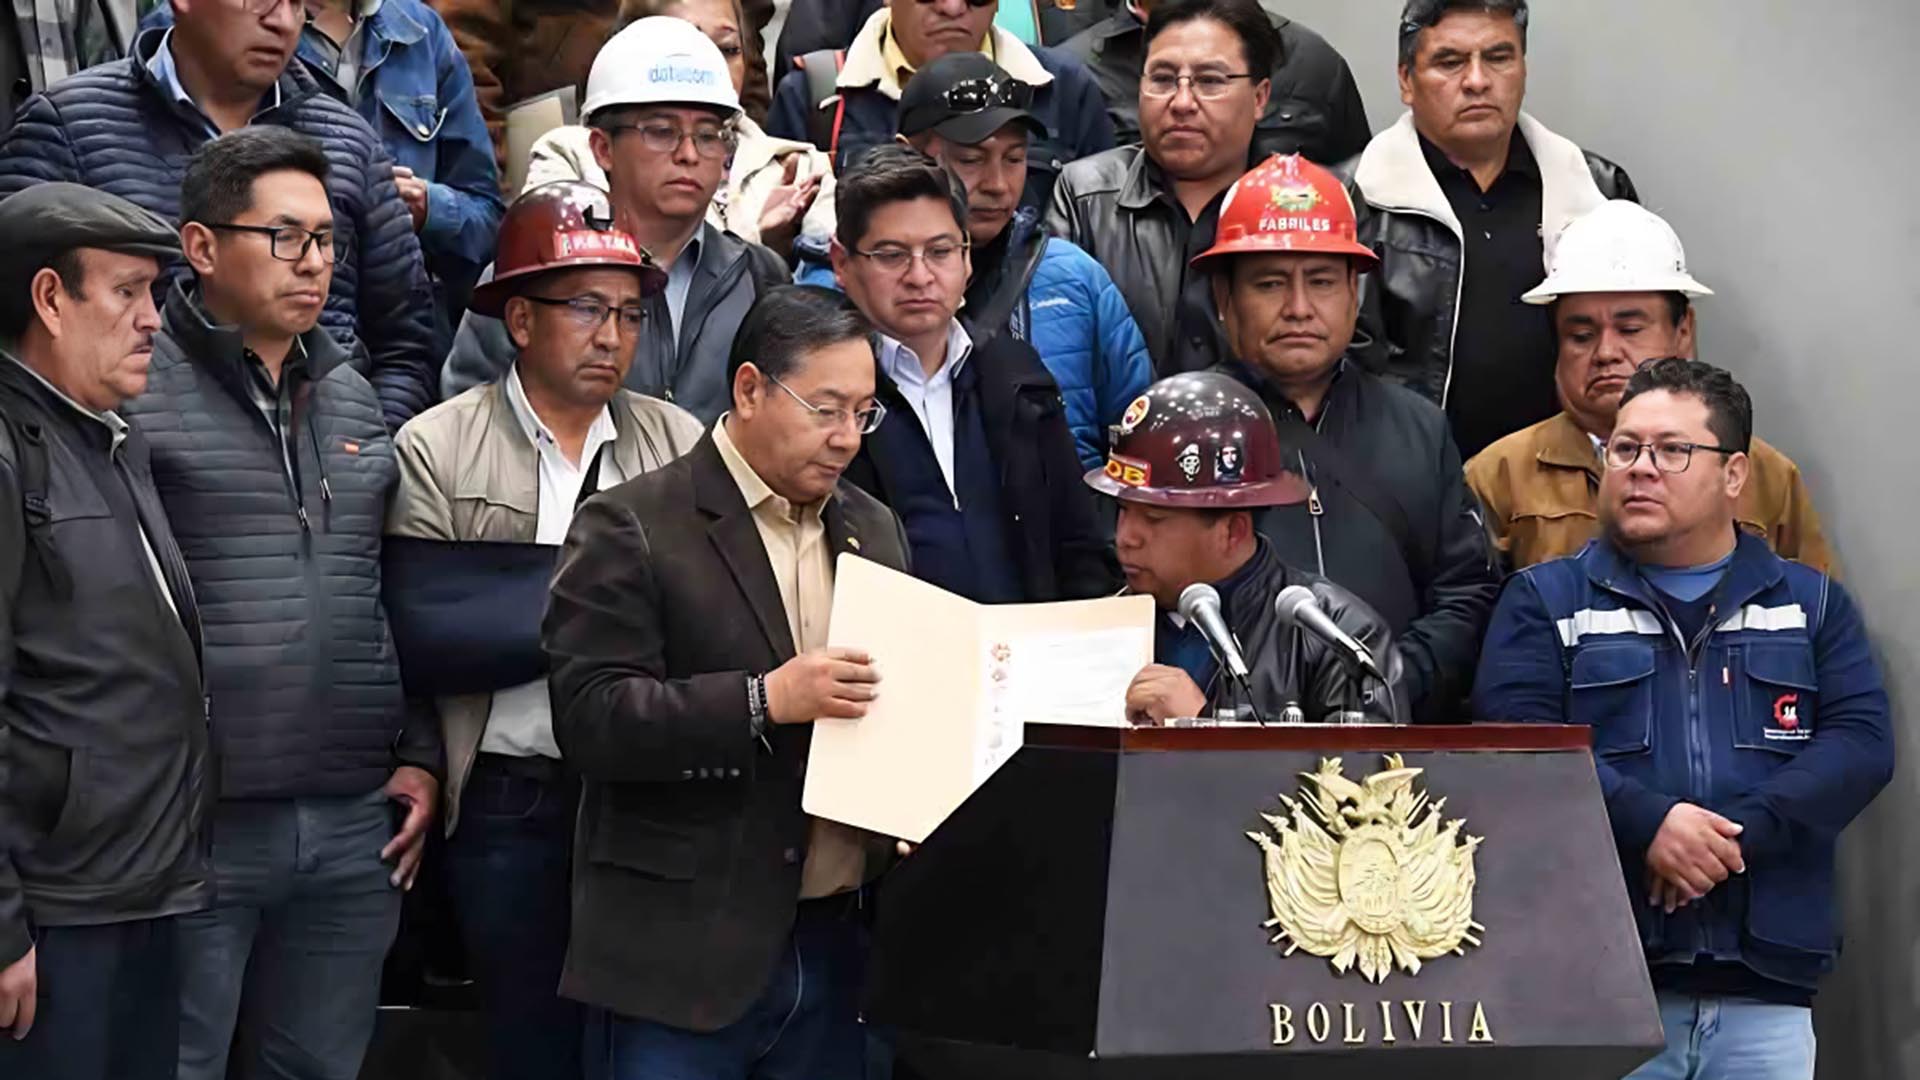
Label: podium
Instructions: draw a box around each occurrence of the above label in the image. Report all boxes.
[865,723,1664,1080]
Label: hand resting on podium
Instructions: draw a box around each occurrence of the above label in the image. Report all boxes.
[1124,664,1209,726]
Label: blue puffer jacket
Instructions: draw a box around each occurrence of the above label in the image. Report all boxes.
[0,28,440,430]
[143,1,504,326]
[1473,531,1893,989]
[798,211,1150,469]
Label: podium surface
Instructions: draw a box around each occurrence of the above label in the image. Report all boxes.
[867,723,1664,1080]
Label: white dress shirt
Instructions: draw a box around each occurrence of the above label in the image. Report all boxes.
[481,366,624,759]
[877,320,973,501]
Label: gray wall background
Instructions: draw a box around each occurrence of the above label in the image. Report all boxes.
[1269,1,1920,1075]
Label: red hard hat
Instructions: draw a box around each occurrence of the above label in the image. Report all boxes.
[470,181,666,317]
[1191,154,1379,274]
[1084,372,1309,509]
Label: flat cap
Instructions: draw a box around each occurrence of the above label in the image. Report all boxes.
[0,183,180,278]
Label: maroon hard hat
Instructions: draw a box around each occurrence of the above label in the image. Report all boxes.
[469,181,666,317]
[1084,372,1308,509]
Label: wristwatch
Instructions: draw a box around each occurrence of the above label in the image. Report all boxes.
[747,673,770,740]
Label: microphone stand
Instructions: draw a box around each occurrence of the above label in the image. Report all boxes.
[1328,647,1398,726]
[1199,635,1268,727]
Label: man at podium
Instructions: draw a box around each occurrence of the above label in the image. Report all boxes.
[1085,371,1404,726]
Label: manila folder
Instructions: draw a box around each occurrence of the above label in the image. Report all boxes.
[802,554,1152,842]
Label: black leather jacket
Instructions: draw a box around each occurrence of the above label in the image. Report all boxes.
[1218,360,1499,723]
[1337,114,1638,406]
[1047,144,1232,376]
[0,355,210,964]
[1200,539,1405,725]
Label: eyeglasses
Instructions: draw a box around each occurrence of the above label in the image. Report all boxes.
[605,121,738,160]
[765,371,887,434]
[849,239,969,276]
[240,0,297,15]
[1604,438,1739,474]
[1141,70,1256,100]
[522,296,648,334]
[940,76,1033,114]
[207,223,342,264]
[914,0,994,10]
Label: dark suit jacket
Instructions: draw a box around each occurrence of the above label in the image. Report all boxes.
[543,432,910,1031]
[843,333,1120,604]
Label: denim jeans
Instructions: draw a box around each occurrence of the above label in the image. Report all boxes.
[1626,990,1816,1080]
[443,755,585,1080]
[175,790,404,1080]
[586,898,871,1080]
[0,916,179,1080]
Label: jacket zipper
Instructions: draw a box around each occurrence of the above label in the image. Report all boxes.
[1300,448,1326,576]
[1632,584,1720,960]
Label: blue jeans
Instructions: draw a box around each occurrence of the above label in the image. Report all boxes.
[175,790,404,1080]
[1627,991,1816,1080]
[443,756,585,1080]
[0,916,179,1080]
[586,899,871,1080]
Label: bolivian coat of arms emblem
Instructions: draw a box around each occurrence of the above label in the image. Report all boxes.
[1247,755,1485,984]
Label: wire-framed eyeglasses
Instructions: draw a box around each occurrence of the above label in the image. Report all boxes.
[765,371,887,434]
[604,120,739,160]
[520,295,648,334]
[849,239,969,276]
[1141,70,1256,100]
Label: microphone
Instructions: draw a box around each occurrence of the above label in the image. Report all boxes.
[1274,585,1384,680]
[1178,583,1249,681]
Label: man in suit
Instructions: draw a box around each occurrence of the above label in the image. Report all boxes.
[831,144,1118,605]
[543,284,910,1078]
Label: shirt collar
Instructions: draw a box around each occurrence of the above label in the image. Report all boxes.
[504,364,617,457]
[665,230,704,281]
[877,320,972,388]
[880,19,994,88]
[1417,128,1538,188]
[712,413,826,523]
[4,352,130,450]
[147,29,283,128]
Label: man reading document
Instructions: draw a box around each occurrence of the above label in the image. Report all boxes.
[1088,372,1405,726]
[543,284,910,1078]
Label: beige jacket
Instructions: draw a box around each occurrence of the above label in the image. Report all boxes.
[387,379,704,834]
[522,116,836,250]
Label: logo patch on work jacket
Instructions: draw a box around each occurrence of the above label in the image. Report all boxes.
[1765,692,1811,741]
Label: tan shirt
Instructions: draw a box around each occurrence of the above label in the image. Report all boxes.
[1465,411,1835,574]
[712,417,867,899]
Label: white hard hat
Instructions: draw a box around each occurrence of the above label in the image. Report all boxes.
[581,17,741,123]
[1521,200,1714,305]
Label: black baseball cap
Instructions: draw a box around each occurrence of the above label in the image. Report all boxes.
[897,52,1048,146]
